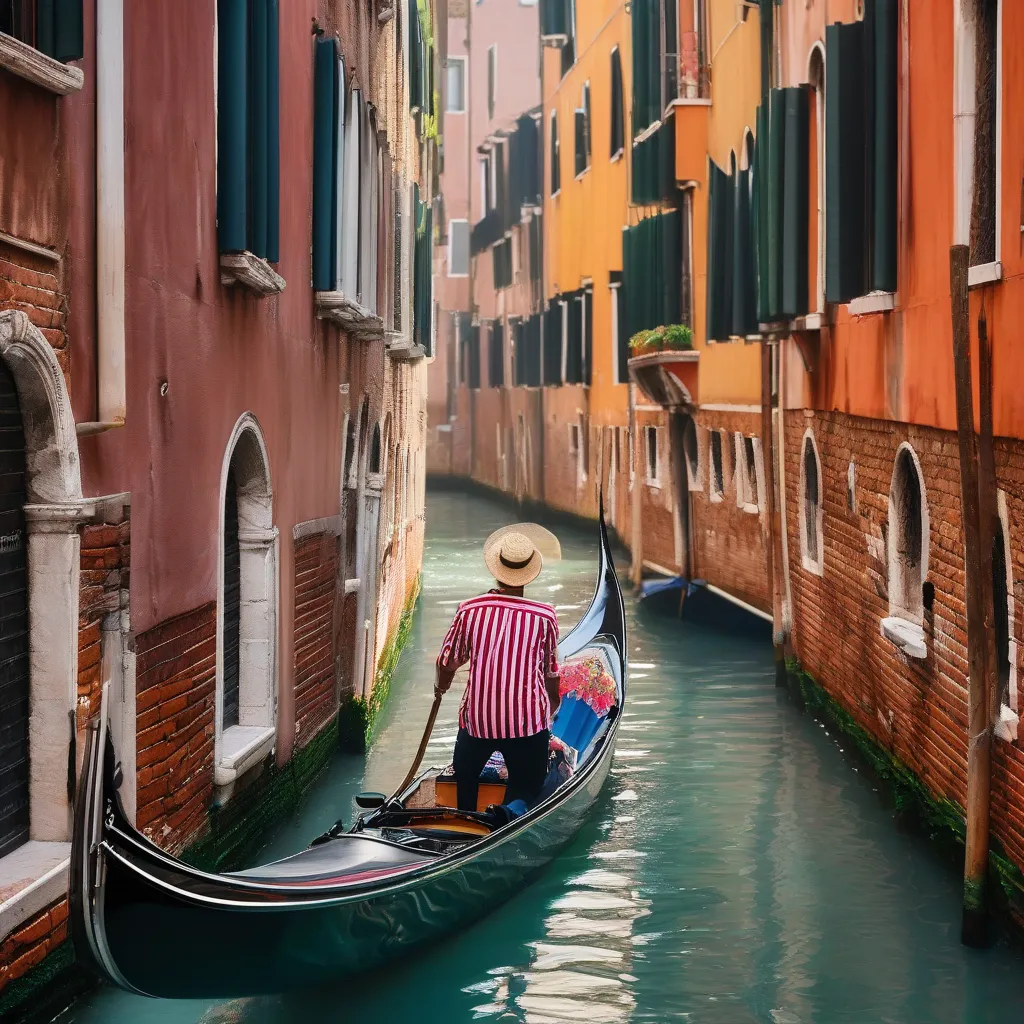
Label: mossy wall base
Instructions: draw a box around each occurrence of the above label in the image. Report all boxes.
[785,659,1024,939]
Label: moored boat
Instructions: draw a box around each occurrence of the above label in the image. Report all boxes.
[70,511,627,999]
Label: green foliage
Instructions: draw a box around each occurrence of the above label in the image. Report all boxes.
[628,323,693,355]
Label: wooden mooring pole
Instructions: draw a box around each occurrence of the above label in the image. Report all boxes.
[950,244,997,947]
[761,337,786,687]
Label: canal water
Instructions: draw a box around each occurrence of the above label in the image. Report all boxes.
[62,489,1024,1024]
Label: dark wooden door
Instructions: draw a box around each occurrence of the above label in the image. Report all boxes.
[0,360,29,858]
[223,469,241,729]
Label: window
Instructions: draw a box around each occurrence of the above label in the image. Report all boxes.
[217,414,277,783]
[628,425,636,488]
[887,445,928,623]
[823,3,898,303]
[550,112,561,195]
[569,421,580,456]
[741,436,759,512]
[488,322,505,387]
[574,83,591,177]
[217,0,281,266]
[846,460,857,513]
[446,56,466,113]
[0,0,83,61]
[800,432,823,575]
[954,0,1001,275]
[448,219,469,276]
[487,45,497,120]
[610,282,625,384]
[561,0,576,76]
[632,0,680,134]
[480,156,492,213]
[710,430,724,499]
[578,413,589,482]
[610,47,625,158]
[622,210,682,347]
[645,426,659,485]
[684,419,700,491]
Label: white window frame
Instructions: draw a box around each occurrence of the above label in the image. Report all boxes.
[709,429,725,502]
[447,218,469,277]
[446,56,466,113]
[684,419,702,492]
[609,282,622,382]
[644,425,660,487]
[487,44,497,120]
[799,429,824,577]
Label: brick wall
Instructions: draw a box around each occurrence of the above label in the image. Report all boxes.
[0,897,67,995]
[0,239,67,377]
[784,409,1024,878]
[134,604,217,852]
[294,532,339,743]
[78,513,131,728]
[690,408,770,612]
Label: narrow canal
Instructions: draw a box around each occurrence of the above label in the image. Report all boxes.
[63,489,1024,1024]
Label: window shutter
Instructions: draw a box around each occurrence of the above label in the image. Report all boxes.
[610,49,624,156]
[660,209,682,328]
[584,289,593,385]
[754,102,770,323]
[758,0,773,100]
[781,85,810,319]
[615,286,629,383]
[490,323,505,387]
[248,0,270,260]
[871,0,898,293]
[825,20,867,304]
[53,0,84,62]
[731,162,757,338]
[409,0,422,111]
[706,160,733,341]
[217,0,248,254]
[543,303,563,385]
[550,116,560,195]
[312,39,339,292]
[766,88,785,321]
[265,0,280,263]
[469,325,481,390]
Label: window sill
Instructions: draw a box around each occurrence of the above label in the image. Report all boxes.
[667,97,712,109]
[801,554,824,577]
[610,149,624,164]
[968,261,1002,289]
[0,841,71,944]
[792,313,822,331]
[645,478,661,490]
[220,253,285,296]
[574,168,591,182]
[742,502,759,515]
[709,491,723,504]
[344,578,361,595]
[316,291,385,339]
[0,33,83,95]
[880,616,927,659]
[848,291,895,316]
[214,725,276,787]
[995,704,1019,743]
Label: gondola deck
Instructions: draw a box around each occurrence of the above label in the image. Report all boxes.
[70,510,627,999]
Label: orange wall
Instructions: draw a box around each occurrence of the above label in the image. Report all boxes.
[543,1,630,428]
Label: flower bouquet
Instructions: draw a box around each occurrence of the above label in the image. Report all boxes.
[558,655,617,716]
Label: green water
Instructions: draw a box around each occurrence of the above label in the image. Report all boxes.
[62,490,1024,1023]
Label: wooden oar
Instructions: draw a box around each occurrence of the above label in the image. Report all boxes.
[396,691,443,795]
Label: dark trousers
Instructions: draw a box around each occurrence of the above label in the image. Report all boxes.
[453,727,550,812]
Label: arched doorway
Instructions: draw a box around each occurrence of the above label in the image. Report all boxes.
[216,414,277,786]
[0,358,29,858]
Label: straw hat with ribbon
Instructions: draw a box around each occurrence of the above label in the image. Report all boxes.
[483,523,562,589]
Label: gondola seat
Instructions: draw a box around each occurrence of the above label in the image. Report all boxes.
[552,693,607,757]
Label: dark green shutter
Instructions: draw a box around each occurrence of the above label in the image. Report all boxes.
[266,0,280,263]
[52,0,84,62]
[543,303,563,385]
[781,86,810,318]
[575,110,585,177]
[217,0,248,253]
[36,0,56,57]
[758,0,773,99]
[706,160,733,341]
[540,0,567,38]
[249,0,269,259]
[766,89,784,320]
[825,20,867,303]
[584,289,593,385]
[872,0,898,292]
[615,285,629,383]
[611,49,624,156]
[754,103,769,322]
[732,163,757,337]
[312,39,338,292]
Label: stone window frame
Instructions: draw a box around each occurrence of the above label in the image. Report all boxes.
[683,418,702,492]
[734,432,760,513]
[709,429,725,503]
[0,311,106,943]
[214,413,279,789]
[799,429,824,576]
[644,424,659,487]
[882,442,929,659]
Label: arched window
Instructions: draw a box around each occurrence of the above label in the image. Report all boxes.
[217,414,277,784]
[684,418,700,491]
[550,111,560,195]
[887,444,928,623]
[369,423,382,474]
[800,431,823,574]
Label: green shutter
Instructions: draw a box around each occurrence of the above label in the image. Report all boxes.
[781,86,810,318]
[872,0,898,292]
[249,0,269,259]
[575,110,586,177]
[611,49,624,156]
[266,0,280,263]
[825,20,867,303]
[312,39,338,292]
[758,0,773,99]
[584,289,593,385]
[217,0,248,253]
[35,0,55,58]
[409,0,422,111]
[53,0,83,62]
[766,89,784,320]
[706,160,733,341]
[632,0,661,134]
[754,103,769,324]
[732,161,758,337]
[540,0,567,38]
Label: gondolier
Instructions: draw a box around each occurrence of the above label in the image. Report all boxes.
[436,526,562,812]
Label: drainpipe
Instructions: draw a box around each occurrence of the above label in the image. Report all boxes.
[78,0,126,437]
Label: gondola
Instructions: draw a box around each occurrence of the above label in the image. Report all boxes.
[70,511,627,999]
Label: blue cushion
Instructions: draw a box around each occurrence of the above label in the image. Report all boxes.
[552,695,603,754]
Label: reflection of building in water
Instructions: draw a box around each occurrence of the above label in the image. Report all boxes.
[465,796,648,1022]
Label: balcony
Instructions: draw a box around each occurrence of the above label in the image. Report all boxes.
[628,350,700,411]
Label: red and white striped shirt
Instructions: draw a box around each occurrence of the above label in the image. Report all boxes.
[438,592,560,739]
